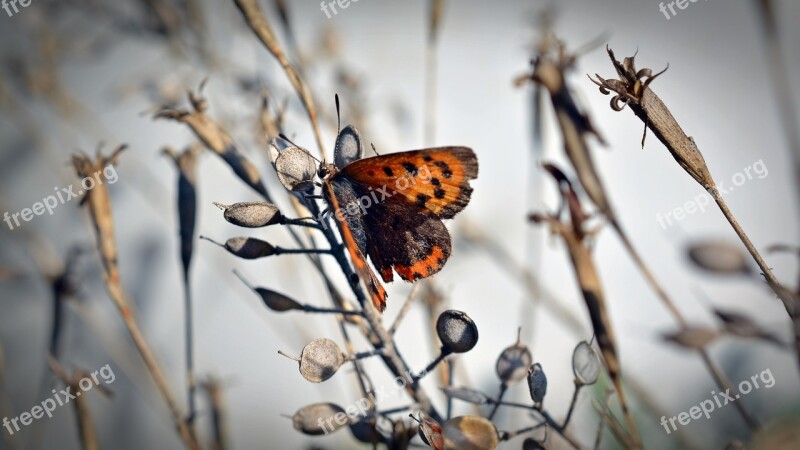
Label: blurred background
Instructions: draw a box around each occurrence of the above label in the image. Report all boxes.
[0,0,799,448]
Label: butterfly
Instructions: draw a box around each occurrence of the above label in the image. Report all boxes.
[319,124,478,313]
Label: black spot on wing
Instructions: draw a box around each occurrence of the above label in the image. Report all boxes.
[383,167,394,176]
[402,162,417,173]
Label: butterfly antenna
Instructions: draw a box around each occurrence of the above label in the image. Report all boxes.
[335,93,341,135]
[370,143,381,156]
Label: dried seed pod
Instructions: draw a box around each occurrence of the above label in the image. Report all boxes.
[495,328,531,384]
[442,416,498,450]
[440,386,489,405]
[255,288,303,312]
[281,338,346,383]
[213,201,282,228]
[663,327,718,350]
[527,363,547,404]
[349,419,384,444]
[572,340,601,385]
[687,242,750,275]
[334,124,364,169]
[291,402,347,435]
[274,146,317,192]
[203,236,276,259]
[412,411,443,450]
[436,310,479,353]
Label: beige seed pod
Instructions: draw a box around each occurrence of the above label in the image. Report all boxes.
[495,328,531,384]
[442,416,498,450]
[291,402,348,435]
[687,241,750,275]
[273,145,317,192]
[213,201,282,228]
[281,338,346,383]
[572,340,601,386]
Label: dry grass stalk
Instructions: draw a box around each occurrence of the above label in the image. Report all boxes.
[48,358,108,450]
[202,379,229,450]
[531,164,639,449]
[72,147,199,449]
[233,0,328,160]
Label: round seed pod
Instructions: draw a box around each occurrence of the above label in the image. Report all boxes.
[298,338,346,383]
[572,340,601,385]
[223,237,276,259]
[687,242,750,275]
[334,124,364,169]
[291,402,347,435]
[255,288,303,312]
[275,146,317,192]
[436,310,479,353]
[443,416,499,450]
[527,363,547,404]
[213,201,282,228]
[495,329,532,384]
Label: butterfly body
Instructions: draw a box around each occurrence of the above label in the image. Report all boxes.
[321,145,478,312]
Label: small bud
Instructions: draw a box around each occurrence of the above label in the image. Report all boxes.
[436,310,479,353]
[442,416,499,450]
[495,328,531,384]
[572,340,601,385]
[687,242,750,275]
[280,338,345,383]
[213,201,282,227]
[527,363,547,404]
[291,403,347,435]
[441,386,489,405]
[275,146,317,192]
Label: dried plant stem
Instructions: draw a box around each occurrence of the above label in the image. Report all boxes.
[74,150,199,450]
[49,359,100,450]
[489,399,582,449]
[203,379,229,450]
[0,345,19,450]
[610,220,760,429]
[233,0,327,160]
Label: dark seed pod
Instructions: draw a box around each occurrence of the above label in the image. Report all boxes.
[412,412,443,450]
[213,201,282,227]
[436,310,479,353]
[527,363,547,404]
[291,402,347,435]
[281,338,346,383]
[223,237,276,259]
[255,288,303,312]
[572,340,601,385]
[442,416,498,450]
[334,124,364,169]
[349,419,384,444]
[687,242,750,275]
[495,328,531,384]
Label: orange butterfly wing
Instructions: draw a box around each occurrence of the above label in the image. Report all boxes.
[339,147,478,219]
